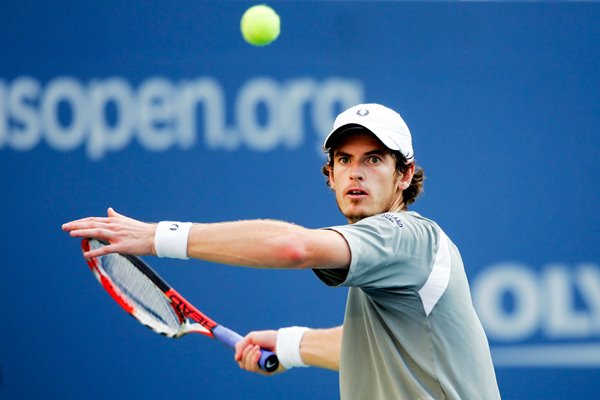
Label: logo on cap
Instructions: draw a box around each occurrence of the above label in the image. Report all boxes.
[356,108,369,117]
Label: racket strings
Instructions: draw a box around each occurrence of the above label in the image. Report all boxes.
[90,240,181,336]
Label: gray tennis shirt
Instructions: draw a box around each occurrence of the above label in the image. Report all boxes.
[314,211,500,400]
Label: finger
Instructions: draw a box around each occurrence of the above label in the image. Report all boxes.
[246,346,262,372]
[107,207,124,218]
[237,344,252,368]
[242,345,256,369]
[248,346,265,373]
[64,220,111,230]
[69,227,113,239]
[235,335,254,361]
[251,346,263,371]
[241,345,260,371]
[234,344,246,362]
[83,243,118,258]
[234,343,246,362]
[62,218,110,231]
[241,344,254,365]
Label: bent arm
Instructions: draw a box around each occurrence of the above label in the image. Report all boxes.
[235,325,343,374]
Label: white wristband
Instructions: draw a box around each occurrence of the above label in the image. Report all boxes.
[276,326,309,369]
[154,221,192,259]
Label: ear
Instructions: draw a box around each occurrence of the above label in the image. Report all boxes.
[327,164,336,189]
[397,164,415,191]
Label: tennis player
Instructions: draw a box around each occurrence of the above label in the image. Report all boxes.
[63,103,500,399]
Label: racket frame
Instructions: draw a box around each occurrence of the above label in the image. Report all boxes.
[81,238,279,372]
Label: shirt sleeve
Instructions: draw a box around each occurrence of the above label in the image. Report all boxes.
[313,213,434,290]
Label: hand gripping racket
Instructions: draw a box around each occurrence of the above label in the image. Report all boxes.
[81,238,279,372]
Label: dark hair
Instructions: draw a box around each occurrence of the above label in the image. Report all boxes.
[321,149,425,209]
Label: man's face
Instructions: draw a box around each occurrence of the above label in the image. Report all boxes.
[328,131,409,223]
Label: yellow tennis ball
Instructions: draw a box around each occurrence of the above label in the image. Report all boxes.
[240,5,280,46]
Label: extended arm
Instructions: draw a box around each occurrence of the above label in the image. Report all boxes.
[63,208,350,270]
[186,220,348,269]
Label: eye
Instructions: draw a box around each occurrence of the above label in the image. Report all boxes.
[369,156,381,164]
[338,156,350,164]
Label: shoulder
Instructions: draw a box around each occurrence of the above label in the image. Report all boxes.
[329,211,439,245]
[373,211,443,249]
[364,211,437,230]
[372,212,405,228]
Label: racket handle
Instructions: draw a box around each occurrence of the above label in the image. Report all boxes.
[213,325,280,373]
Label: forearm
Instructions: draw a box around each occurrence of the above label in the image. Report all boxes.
[300,326,342,371]
[186,220,348,269]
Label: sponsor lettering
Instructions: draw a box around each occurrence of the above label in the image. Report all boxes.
[472,262,600,367]
[0,76,364,160]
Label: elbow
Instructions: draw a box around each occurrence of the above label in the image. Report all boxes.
[276,233,313,269]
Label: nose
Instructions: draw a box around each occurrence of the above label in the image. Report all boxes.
[349,164,364,181]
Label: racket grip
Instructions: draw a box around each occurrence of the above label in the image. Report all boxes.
[213,325,280,373]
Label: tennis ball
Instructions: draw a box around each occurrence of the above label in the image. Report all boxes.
[240,5,280,46]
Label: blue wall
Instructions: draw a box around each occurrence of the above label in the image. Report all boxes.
[1,1,599,399]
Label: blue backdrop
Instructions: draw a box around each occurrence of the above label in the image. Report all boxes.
[1,1,599,399]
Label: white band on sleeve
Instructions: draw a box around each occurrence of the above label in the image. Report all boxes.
[276,326,309,369]
[154,221,192,259]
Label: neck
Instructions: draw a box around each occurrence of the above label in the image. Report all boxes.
[388,196,406,214]
[345,201,406,224]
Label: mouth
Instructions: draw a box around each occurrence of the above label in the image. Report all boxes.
[345,187,369,199]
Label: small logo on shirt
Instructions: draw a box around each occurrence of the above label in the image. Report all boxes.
[378,213,403,227]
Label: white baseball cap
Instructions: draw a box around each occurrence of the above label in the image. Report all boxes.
[323,103,414,162]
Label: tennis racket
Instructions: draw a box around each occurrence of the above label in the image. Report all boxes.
[81,238,279,372]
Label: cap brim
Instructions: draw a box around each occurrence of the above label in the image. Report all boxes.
[323,124,374,150]
[323,123,402,152]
